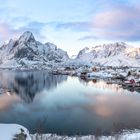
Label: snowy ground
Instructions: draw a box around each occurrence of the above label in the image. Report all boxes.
[0,124,31,140]
[31,130,140,140]
[0,124,140,140]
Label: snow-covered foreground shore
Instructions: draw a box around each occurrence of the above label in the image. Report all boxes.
[0,124,31,140]
[31,131,140,140]
[1,124,140,140]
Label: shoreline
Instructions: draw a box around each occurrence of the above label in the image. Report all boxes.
[0,66,139,93]
[30,130,140,140]
[1,123,140,140]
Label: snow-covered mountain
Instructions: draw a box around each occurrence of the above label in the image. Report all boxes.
[0,31,140,68]
[76,42,140,67]
[0,31,69,68]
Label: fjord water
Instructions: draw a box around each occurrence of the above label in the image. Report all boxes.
[0,70,140,135]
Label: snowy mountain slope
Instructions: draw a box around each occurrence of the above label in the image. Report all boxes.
[0,31,140,68]
[76,42,140,67]
[0,31,69,68]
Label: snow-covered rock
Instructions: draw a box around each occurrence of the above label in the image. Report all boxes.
[0,124,31,140]
[0,31,69,68]
[76,42,140,67]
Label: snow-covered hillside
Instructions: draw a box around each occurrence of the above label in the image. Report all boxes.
[0,32,140,68]
[1,123,140,140]
[76,42,140,67]
[0,124,31,140]
[0,31,69,68]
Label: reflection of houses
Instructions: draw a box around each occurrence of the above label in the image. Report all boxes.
[92,79,97,83]
[80,70,90,79]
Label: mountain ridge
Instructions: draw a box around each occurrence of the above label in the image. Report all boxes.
[76,42,140,67]
[0,31,69,68]
[0,31,140,68]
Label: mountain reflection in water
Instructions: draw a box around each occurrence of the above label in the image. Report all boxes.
[0,70,139,135]
[0,70,67,103]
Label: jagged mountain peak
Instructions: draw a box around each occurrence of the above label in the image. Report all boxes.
[114,41,126,46]
[18,31,35,43]
[76,42,140,67]
[80,42,127,53]
[45,42,57,50]
[105,42,126,46]
[0,31,69,67]
[93,42,127,50]
[77,42,128,59]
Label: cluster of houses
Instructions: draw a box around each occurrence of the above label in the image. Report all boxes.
[51,65,140,92]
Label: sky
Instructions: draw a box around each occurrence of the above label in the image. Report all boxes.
[0,0,140,56]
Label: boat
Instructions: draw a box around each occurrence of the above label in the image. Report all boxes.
[122,79,140,88]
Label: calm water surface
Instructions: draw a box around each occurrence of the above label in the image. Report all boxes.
[0,70,140,135]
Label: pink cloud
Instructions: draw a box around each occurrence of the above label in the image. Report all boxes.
[84,4,140,41]
[92,5,140,29]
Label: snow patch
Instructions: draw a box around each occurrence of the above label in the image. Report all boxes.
[0,124,31,140]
